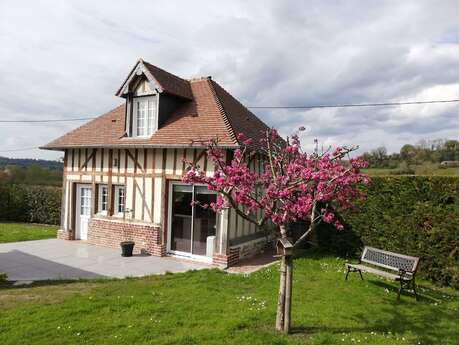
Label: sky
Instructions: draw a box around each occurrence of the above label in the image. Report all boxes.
[1,0,459,161]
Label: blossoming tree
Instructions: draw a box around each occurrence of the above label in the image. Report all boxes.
[183,128,369,333]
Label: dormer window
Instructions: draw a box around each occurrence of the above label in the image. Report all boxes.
[116,59,193,138]
[133,95,157,137]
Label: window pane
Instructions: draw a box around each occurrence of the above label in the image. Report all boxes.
[134,96,156,137]
[147,99,155,134]
[136,100,146,136]
[171,185,193,252]
[193,186,217,255]
[80,188,91,216]
[100,186,108,211]
[117,187,125,213]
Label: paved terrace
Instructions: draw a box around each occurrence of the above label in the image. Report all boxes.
[0,239,210,282]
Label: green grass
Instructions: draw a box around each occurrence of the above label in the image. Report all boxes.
[0,253,458,345]
[0,222,57,243]
[363,164,459,176]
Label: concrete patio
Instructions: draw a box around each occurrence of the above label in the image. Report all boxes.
[0,239,210,281]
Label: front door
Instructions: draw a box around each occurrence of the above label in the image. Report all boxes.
[76,184,92,240]
[168,182,217,259]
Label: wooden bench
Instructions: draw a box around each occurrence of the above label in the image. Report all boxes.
[345,246,420,300]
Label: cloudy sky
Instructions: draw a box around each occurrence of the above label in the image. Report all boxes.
[1,0,459,160]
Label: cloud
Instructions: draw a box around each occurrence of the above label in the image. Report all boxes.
[0,0,459,160]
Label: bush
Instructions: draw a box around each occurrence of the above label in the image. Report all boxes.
[388,161,415,175]
[0,184,61,225]
[318,176,459,288]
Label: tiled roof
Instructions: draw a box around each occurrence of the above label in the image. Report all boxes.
[43,71,270,150]
[143,61,193,100]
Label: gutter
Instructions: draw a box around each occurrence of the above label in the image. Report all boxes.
[39,143,240,151]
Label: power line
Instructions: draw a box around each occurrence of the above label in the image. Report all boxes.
[1,98,459,124]
[248,99,459,109]
[0,117,95,123]
[0,146,39,153]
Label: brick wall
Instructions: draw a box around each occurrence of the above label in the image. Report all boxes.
[212,247,240,267]
[213,237,272,267]
[87,218,165,256]
[57,229,74,240]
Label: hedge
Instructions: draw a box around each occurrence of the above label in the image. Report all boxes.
[0,184,61,225]
[318,176,459,288]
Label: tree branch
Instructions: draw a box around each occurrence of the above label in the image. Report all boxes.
[293,202,321,248]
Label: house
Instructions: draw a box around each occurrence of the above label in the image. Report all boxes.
[41,59,271,267]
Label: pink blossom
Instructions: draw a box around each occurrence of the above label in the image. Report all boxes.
[182,128,369,238]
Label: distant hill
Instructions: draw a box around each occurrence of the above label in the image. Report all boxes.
[0,157,63,171]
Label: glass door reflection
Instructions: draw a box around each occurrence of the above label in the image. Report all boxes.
[192,186,217,256]
[170,184,193,253]
[169,183,217,257]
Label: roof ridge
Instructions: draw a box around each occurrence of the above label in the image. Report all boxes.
[206,79,238,145]
[188,76,211,82]
[211,80,270,130]
[209,80,271,150]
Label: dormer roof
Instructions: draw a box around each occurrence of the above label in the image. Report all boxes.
[116,59,193,100]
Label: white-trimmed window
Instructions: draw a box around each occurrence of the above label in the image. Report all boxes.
[133,96,156,137]
[98,185,109,215]
[114,185,125,216]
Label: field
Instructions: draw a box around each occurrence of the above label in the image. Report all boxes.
[0,222,57,243]
[363,162,459,176]
[0,252,458,345]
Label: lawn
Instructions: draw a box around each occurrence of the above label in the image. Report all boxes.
[0,222,57,243]
[363,164,459,176]
[0,253,458,345]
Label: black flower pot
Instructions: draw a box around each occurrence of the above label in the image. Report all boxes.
[120,241,135,257]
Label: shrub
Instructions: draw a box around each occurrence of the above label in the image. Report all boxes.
[0,184,61,225]
[318,176,459,288]
[388,161,415,175]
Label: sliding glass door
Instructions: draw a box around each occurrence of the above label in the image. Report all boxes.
[168,182,217,258]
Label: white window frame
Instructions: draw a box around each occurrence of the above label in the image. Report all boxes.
[80,187,92,217]
[114,185,125,217]
[97,184,109,215]
[133,95,157,137]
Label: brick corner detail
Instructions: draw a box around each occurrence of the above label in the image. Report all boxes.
[213,247,240,267]
[57,229,73,240]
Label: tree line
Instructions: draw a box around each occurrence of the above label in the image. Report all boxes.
[362,139,459,169]
[0,164,62,186]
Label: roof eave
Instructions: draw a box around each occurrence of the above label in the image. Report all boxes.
[40,143,240,151]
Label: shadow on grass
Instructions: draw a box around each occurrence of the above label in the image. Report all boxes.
[368,279,458,303]
[291,278,459,344]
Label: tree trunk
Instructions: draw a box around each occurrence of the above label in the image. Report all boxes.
[276,224,294,333]
[275,254,286,331]
[284,255,293,333]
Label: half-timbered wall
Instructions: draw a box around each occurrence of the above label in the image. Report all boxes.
[60,147,268,259]
[61,147,214,228]
[227,153,265,245]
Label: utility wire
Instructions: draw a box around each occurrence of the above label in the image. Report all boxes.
[0,146,39,153]
[248,99,459,109]
[1,99,459,123]
[2,98,459,153]
[0,117,95,123]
